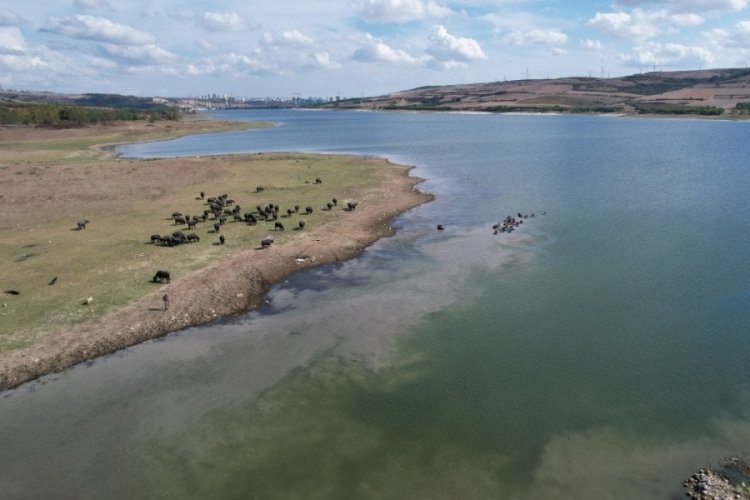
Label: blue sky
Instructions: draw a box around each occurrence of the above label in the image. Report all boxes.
[1,0,749,98]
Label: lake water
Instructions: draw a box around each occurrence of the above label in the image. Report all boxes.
[2,110,750,499]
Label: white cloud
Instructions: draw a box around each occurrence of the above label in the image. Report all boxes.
[503,29,568,46]
[613,0,747,14]
[43,15,156,45]
[587,9,668,40]
[0,54,46,73]
[185,63,202,76]
[261,30,314,46]
[588,6,713,41]
[551,47,567,56]
[426,58,466,70]
[620,41,715,67]
[98,43,178,65]
[352,35,422,63]
[580,39,602,50]
[0,26,26,55]
[705,20,750,48]
[87,55,118,70]
[201,12,244,32]
[671,13,704,26]
[0,8,25,26]
[210,52,272,75]
[310,52,342,69]
[353,0,452,23]
[74,0,112,10]
[0,45,87,89]
[198,39,216,52]
[427,25,487,62]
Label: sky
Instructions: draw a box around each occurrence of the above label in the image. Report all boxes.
[1,0,749,98]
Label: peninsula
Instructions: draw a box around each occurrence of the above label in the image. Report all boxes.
[0,117,431,389]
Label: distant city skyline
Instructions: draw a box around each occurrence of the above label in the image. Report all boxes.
[1,1,749,98]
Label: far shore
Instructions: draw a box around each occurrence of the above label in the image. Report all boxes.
[0,118,432,390]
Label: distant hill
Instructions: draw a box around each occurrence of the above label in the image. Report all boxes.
[321,68,750,117]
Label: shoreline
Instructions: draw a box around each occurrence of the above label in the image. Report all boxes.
[0,160,432,390]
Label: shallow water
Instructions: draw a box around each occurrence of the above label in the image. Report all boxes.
[2,111,750,499]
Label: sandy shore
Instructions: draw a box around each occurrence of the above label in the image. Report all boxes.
[0,122,432,390]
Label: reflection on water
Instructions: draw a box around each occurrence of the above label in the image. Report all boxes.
[2,111,750,499]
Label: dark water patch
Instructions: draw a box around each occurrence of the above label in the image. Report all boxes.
[270,261,368,294]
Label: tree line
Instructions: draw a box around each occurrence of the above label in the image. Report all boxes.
[0,100,179,126]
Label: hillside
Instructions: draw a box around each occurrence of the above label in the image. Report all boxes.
[324,67,750,116]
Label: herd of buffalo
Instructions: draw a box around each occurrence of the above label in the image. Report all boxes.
[69,182,546,289]
[146,182,357,284]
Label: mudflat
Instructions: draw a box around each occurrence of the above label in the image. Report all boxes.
[0,118,431,389]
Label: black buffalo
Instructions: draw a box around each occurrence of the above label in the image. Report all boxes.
[153,270,171,283]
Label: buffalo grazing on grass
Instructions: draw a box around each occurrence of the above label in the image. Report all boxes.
[153,270,171,283]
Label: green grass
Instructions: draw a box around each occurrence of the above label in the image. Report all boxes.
[0,124,398,352]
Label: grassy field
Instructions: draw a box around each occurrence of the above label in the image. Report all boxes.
[0,120,399,352]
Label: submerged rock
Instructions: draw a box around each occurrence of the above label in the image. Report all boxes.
[683,457,750,499]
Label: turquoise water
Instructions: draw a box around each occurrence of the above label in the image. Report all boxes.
[2,111,750,498]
